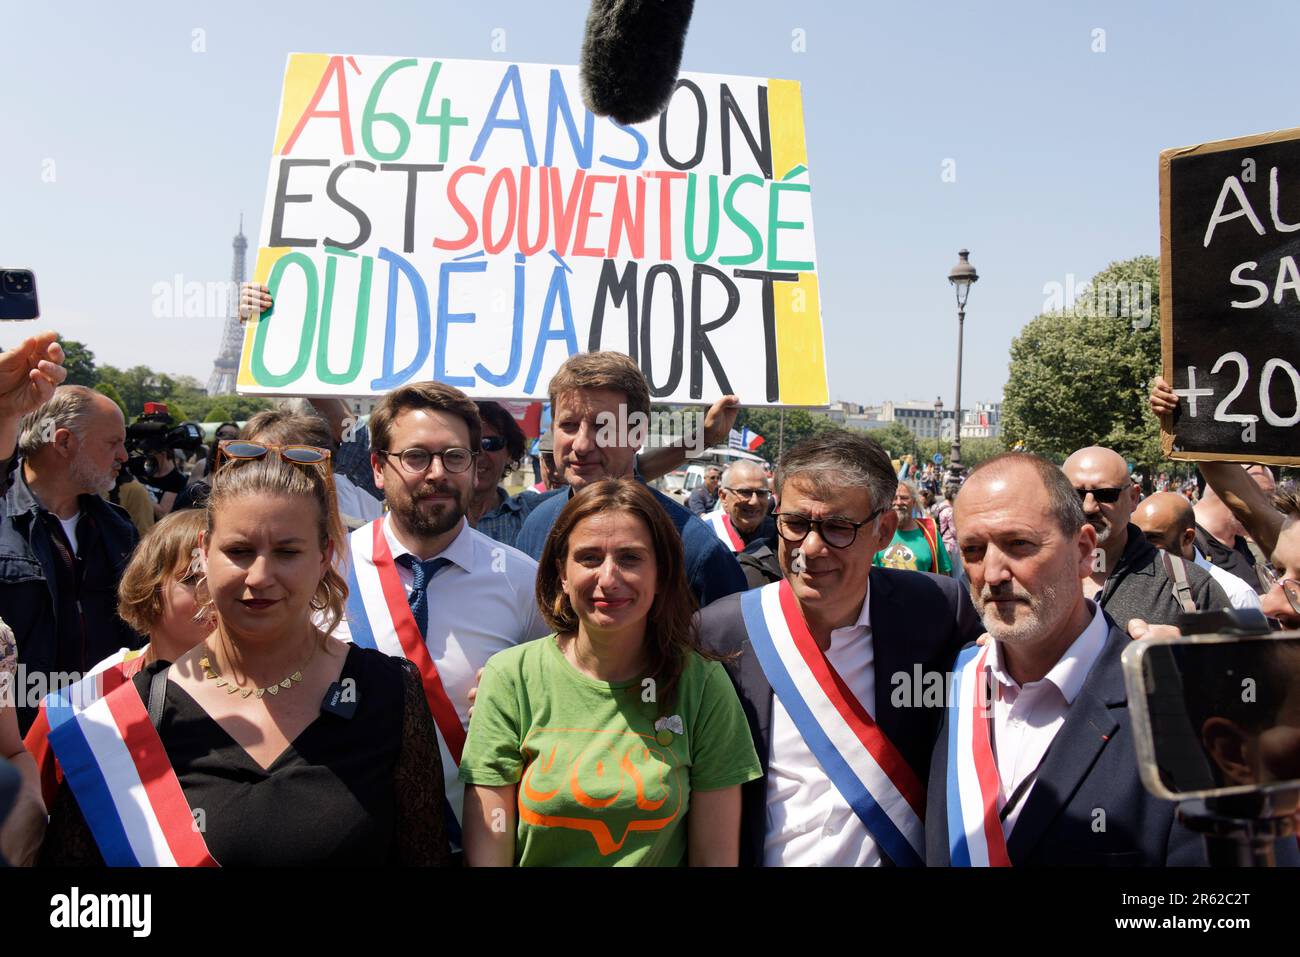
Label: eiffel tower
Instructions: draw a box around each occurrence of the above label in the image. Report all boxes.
[207,217,248,396]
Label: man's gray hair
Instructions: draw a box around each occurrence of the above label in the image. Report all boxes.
[720,459,765,488]
[17,385,105,456]
[775,429,898,513]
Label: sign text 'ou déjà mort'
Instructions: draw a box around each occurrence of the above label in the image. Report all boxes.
[241,55,829,405]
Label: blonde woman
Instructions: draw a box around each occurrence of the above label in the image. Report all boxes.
[40,446,450,866]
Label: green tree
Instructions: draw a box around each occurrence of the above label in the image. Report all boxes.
[57,338,98,387]
[864,422,918,460]
[95,382,127,417]
[735,408,837,463]
[1002,256,1162,468]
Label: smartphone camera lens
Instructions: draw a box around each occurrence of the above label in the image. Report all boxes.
[1,271,34,295]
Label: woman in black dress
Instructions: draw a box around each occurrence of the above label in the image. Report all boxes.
[41,444,449,866]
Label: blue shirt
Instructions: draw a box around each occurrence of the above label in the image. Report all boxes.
[515,483,748,609]
[476,486,564,550]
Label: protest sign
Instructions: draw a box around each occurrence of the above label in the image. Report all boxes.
[1160,126,1300,465]
[238,54,828,406]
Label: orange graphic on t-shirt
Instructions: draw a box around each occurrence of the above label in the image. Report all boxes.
[518,728,682,856]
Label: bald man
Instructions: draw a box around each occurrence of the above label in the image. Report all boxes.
[1135,492,1262,612]
[927,453,1209,865]
[1062,446,1228,631]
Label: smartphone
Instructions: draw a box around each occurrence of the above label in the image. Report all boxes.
[0,269,39,321]
[1122,631,1300,801]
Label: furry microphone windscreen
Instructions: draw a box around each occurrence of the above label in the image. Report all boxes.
[580,0,695,126]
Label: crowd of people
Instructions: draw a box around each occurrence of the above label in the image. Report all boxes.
[0,318,1297,868]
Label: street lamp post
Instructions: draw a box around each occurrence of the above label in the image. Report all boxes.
[934,396,943,465]
[947,249,978,472]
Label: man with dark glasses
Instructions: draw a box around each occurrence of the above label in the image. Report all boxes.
[1063,445,1228,632]
[696,430,983,866]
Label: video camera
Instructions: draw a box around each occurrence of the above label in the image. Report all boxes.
[124,402,203,481]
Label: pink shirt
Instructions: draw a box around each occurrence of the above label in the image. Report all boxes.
[983,601,1109,835]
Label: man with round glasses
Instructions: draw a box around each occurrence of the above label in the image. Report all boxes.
[332,382,549,851]
[1063,445,1228,631]
[697,429,983,866]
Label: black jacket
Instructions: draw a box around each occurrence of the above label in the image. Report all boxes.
[926,618,1298,866]
[0,461,142,734]
[1100,524,1230,631]
[697,567,983,865]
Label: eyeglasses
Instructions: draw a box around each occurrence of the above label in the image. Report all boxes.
[725,486,771,501]
[1075,486,1127,504]
[1259,564,1300,615]
[378,446,476,475]
[774,507,886,549]
[480,436,507,453]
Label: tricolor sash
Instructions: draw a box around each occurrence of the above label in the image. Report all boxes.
[26,648,148,810]
[740,579,926,866]
[704,509,745,552]
[344,518,467,841]
[43,676,217,866]
[945,644,1011,867]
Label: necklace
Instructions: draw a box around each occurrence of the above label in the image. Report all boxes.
[201,634,318,700]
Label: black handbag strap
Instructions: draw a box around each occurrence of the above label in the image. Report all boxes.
[147,664,170,731]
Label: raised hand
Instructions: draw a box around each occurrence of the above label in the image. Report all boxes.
[0,332,66,422]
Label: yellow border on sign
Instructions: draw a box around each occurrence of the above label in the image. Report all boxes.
[237,247,292,388]
[767,79,807,182]
[273,53,331,156]
[773,273,828,406]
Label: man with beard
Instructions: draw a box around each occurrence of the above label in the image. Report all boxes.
[927,453,1212,866]
[333,382,548,848]
[0,386,141,734]
[1134,492,1262,612]
[874,479,950,576]
[697,430,983,865]
[1062,445,1227,631]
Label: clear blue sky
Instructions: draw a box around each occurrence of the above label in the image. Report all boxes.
[3,0,1296,409]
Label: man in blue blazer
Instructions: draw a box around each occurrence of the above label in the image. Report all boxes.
[698,430,984,866]
[926,452,1295,867]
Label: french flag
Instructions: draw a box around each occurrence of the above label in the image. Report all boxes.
[729,427,765,452]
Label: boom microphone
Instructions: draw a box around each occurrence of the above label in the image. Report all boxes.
[579,0,695,126]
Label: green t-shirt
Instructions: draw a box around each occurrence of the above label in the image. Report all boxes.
[459,634,762,867]
[874,524,951,574]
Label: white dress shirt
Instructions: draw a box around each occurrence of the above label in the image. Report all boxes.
[1194,548,1263,611]
[764,586,880,867]
[334,516,549,731]
[984,600,1109,835]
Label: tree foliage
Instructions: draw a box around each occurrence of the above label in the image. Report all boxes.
[57,338,99,387]
[1001,256,1163,468]
[734,408,838,463]
[92,364,271,424]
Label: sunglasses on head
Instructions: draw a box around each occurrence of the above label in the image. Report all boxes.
[214,441,335,492]
[1075,486,1127,504]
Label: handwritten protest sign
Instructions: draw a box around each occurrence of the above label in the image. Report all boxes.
[1160,126,1300,465]
[238,54,828,406]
